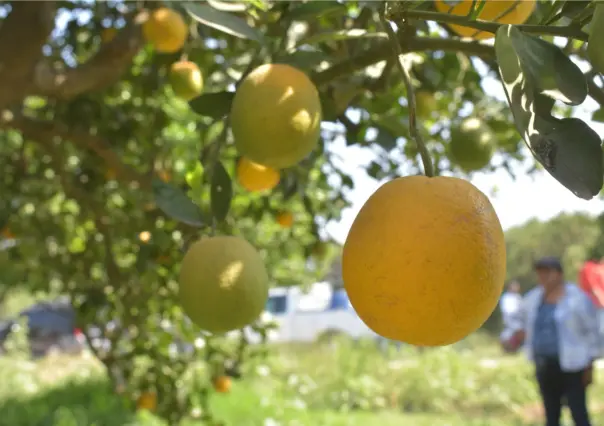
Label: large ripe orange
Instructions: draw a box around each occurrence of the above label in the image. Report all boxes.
[142,7,188,53]
[434,0,536,40]
[237,157,280,192]
[342,175,506,346]
[230,63,322,169]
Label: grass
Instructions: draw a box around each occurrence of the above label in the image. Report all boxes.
[0,335,603,425]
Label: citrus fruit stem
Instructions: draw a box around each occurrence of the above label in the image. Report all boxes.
[380,5,435,178]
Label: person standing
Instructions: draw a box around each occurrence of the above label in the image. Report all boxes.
[507,257,601,426]
[499,280,522,351]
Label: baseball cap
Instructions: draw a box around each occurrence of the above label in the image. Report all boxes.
[534,256,563,272]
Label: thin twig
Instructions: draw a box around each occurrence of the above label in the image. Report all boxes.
[379,5,434,178]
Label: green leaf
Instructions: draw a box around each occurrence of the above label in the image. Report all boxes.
[593,108,604,123]
[210,161,233,223]
[499,25,587,105]
[286,2,348,20]
[186,3,265,43]
[495,25,603,200]
[587,2,604,75]
[372,126,398,151]
[296,29,387,48]
[189,91,234,119]
[152,178,205,227]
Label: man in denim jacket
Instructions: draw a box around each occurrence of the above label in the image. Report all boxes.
[507,257,601,426]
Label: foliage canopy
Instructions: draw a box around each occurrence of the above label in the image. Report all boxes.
[0,0,604,423]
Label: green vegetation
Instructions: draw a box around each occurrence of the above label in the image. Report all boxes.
[0,337,603,426]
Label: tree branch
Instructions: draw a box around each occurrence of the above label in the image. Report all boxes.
[405,10,590,41]
[0,2,58,108]
[0,111,150,190]
[34,11,145,99]
[312,35,494,86]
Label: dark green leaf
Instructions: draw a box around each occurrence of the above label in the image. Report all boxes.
[558,1,592,20]
[500,25,587,105]
[186,4,265,43]
[587,2,604,75]
[210,161,232,223]
[136,244,153,273]
[189,92,234,119]
[373,127,398,151]
[341,174,354,189]
[286,2,347,20]
[592,108,604,123]
[367,161,383,179]
[495,25,603,200]
[279,173,298,201]
[152,178,205,227]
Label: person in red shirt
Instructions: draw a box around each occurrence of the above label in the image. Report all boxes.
[578,260,604,339]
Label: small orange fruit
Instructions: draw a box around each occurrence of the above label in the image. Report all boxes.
[237,158,280,192]
[158,170,171,182]
[213,375,232,393]
[142,7,188,53]
[101,28,117,43]
[276,212,294,228]
[105,168,117,180]
[1,228,15,240]
[342,175,506,347]
[169,61,203,101]
[137,391,157,412]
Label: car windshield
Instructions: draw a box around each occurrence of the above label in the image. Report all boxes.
[265,294,287,315]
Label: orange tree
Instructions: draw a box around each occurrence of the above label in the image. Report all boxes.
[0,1,603,424]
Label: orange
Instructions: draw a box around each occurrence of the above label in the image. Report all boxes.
[1,228,14,240]
[449,117,495,172]
[179,236,269,333]
[230,63,322,169]
[101,28,117,43]
[213,375,232,393]
[342,175,506,346]
[105,168,117,180]
[142,7,188,53]
[158,170,171,182]
[237,157,280,192]
[169,61,203,101]
[276,212,294,228]
[136,391,157,412]
[415,91,437,119]
[434,0,536,40]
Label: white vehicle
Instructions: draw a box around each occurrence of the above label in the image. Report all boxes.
[262,282,377,343]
